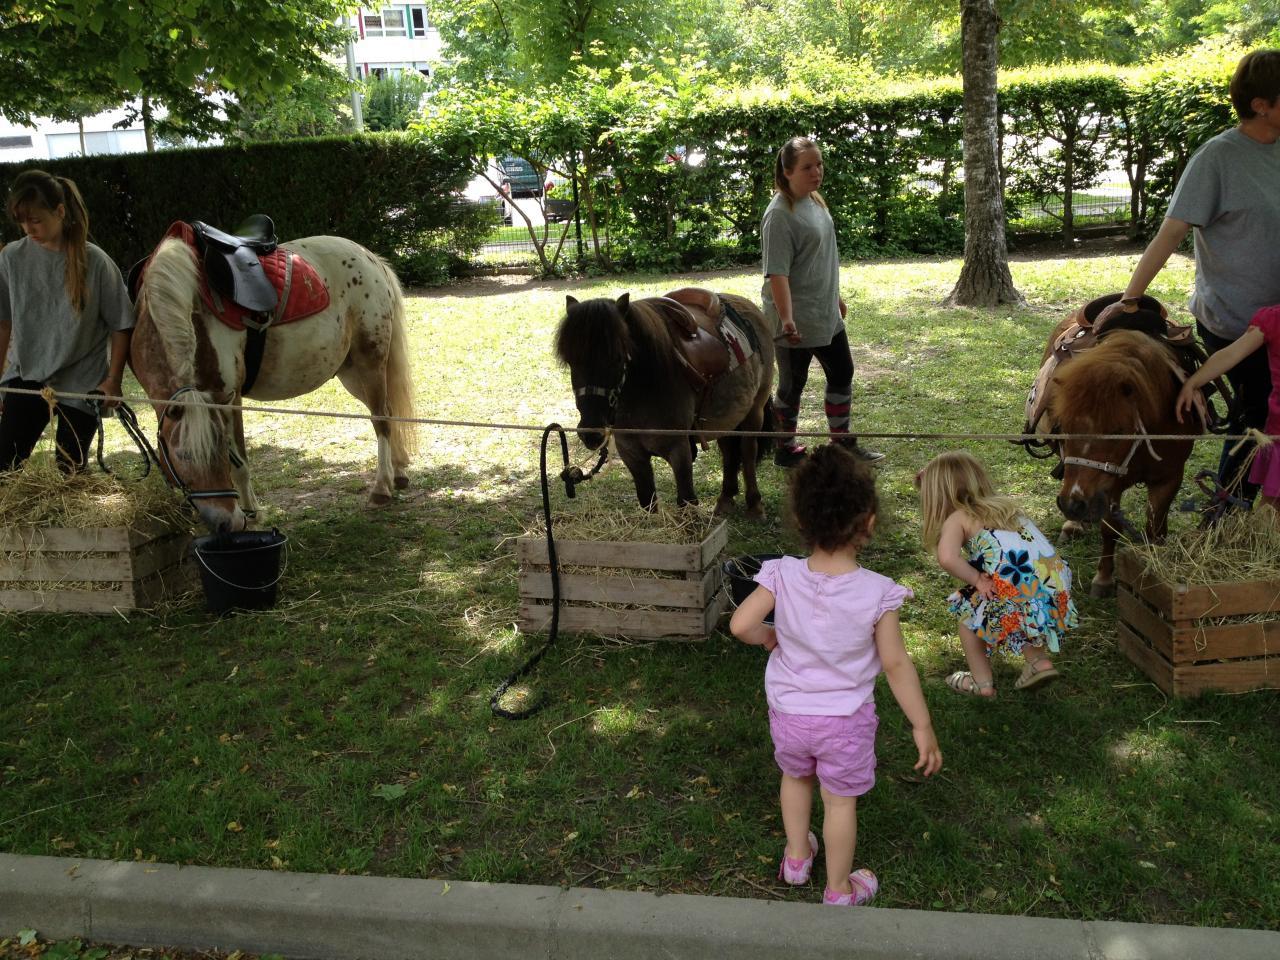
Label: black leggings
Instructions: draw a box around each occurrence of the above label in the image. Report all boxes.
[0,378,98,473]
[1197,321,1272,502]
[773,329,855,442]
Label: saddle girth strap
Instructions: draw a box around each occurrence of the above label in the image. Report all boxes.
[240,247,295,396]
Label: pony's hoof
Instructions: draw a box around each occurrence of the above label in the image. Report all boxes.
[1089,578,1115,598]
[745,503,766,522]
[714,497,736,517]
[394,475,410,490]
[368,492,393,507]
[1059,520,1087,543]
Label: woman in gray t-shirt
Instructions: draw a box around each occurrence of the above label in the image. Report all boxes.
[763,137,882,467]
[1108,49,1280,503]
[1,170,134,473]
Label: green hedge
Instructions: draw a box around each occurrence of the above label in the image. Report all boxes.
[0,134,494,285]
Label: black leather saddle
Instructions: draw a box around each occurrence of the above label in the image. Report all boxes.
[191,215,280,313]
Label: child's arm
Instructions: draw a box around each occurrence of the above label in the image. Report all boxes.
[768,274,800,343]
[1176,326,1265,423]
[935,511,996,600]
[729,584,778,651]
[874,610,942,776]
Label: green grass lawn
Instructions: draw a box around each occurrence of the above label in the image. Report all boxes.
[2,248,1277,928]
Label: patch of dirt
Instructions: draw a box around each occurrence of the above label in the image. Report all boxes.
[0,936,274,960]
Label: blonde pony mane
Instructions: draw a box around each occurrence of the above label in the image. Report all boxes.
[138,237,222,466]
[139,237,200,383]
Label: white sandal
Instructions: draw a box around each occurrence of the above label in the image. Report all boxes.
[946,670,995,697]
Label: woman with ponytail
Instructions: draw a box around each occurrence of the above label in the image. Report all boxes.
[0,170,133,473]
[762,137,882,468]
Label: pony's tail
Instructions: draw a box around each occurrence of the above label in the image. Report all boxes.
[382,261,418,461]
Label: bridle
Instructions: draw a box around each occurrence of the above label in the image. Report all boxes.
[1061,414,1164,478]
[156,386,241,507]
[573,359,628,427]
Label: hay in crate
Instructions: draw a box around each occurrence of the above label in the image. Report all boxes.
[517,502,728,640]
[1115,510,1280,696]
[0,455,195,613]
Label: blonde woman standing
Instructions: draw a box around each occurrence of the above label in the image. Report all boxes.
[762,137,882,467]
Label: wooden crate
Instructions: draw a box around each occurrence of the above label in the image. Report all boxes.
[517,521,728,640]
[0,519,196,614]
[1115,547,1280,697]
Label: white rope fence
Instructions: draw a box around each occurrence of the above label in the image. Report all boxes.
[0,383,1270,445]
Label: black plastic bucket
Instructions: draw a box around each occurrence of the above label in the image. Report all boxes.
[722,553,786,625]
[191,528,288,614]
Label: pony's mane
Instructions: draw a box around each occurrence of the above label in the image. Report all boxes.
[139,237,200,383]
[554,296,682,384]
[138,237,222,465]
[1049,330,1176,429]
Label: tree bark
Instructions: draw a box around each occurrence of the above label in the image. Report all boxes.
[947,0,1023,307]
[77,117,87,155]
[142,95,155,153]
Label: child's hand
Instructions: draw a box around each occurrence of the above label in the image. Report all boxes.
[973,572,997,601]
[762,630,778,653]
[912,724,943,777]
[1175,381,1205,425]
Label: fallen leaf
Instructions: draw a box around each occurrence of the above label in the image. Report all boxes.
[441,882,451,895]
[226,821,243,833]
[1138,860,1157,870]
[980,887,998,900]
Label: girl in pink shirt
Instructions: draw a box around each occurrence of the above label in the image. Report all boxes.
[730,444,942,906]
[1177,304,1280,510]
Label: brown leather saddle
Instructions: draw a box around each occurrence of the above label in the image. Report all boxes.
[653,287,731,391]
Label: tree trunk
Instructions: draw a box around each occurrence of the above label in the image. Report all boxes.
[77,118,87,155]
[142,95,155,153]
[947,0,1023,307]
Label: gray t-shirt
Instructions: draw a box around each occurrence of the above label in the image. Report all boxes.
[1167,128,1280,340]
[760,193,843,348]
[0,237,134,413]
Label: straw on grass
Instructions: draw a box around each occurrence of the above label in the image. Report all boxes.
[1122,509,1280,586]
[0,455,190,531]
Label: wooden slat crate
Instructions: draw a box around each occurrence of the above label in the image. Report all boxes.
[517,520,728,640]
[1115,547,1280,697]
[0,519,196,614]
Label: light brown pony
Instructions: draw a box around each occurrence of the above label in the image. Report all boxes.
[1047,330,1198,595]
[130,235,417,532]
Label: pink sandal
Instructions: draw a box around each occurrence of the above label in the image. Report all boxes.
[823,868,879,906]
[778,831,819,885]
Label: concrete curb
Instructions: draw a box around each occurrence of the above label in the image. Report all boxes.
[2,853,1275,960]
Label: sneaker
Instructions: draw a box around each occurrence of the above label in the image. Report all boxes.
[831,436,885,464]
[774,444,807,468]
[778,831,819,885]
[823,868,879,906]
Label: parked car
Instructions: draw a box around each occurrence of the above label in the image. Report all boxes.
[497,156,543,199]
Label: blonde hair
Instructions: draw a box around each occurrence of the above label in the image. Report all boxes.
[918,451,1023,549]
[6,169,90,312]
[773,137,828,211]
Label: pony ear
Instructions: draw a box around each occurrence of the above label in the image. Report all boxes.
[566,295,578,310]
[1119,380,1134,398]
[616,292,630,313]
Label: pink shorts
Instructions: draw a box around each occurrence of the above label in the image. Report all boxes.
[768,702,878,797]
[1249,441,1280,499]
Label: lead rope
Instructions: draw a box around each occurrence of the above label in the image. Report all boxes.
[489,423,608,720]
[90,395,158,479]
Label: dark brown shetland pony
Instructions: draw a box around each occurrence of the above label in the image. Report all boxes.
[555,292,774,516]
[1047,330,1199,596]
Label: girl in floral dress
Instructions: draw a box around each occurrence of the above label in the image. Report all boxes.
[917,451,1078,696]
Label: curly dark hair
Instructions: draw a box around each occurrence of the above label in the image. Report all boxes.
[788,444,878,552]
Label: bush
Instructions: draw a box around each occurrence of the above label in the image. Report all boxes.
[0,134,487,285]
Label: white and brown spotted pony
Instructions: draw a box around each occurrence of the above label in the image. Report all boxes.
[130,228,416,532]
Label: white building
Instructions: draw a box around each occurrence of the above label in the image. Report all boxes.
[0,6,442,163]
[350,4,442,79]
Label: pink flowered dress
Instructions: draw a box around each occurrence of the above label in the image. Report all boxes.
[946,517,1078,657]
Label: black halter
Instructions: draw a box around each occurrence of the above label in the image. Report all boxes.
[573,361,628,425]
[156,386,241,506]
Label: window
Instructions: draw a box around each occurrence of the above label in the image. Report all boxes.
[0,135,33,150]
[362,6,406,37]
[410,6,428,37]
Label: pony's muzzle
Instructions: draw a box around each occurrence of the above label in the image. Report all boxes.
[197,501,248,534]
[576,425,607,450]
[1057,491,1108,524]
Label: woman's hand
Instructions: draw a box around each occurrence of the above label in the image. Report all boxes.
[780,319,801,344]
[94,374,122,411]
[838,297,847,320]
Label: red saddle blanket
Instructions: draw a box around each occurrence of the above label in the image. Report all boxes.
[156,221,330,331]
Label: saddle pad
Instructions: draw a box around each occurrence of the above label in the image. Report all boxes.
[153,221,331,331]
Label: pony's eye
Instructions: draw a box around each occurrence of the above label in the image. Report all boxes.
[167,405,185,421]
